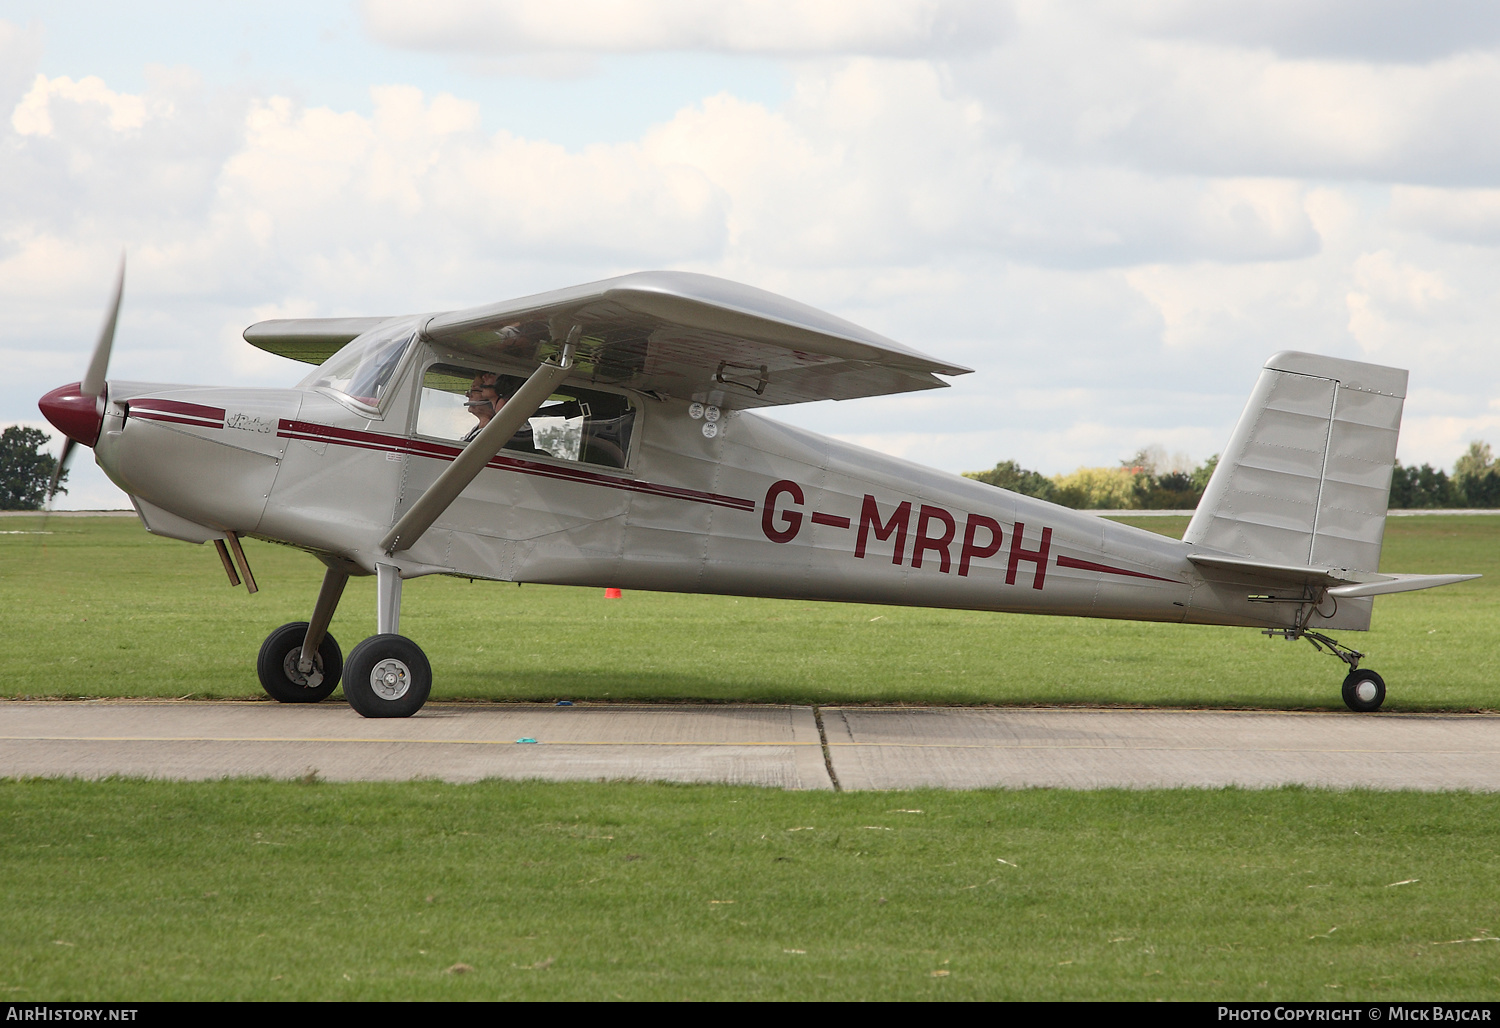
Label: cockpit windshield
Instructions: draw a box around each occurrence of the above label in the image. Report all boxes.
[301,320,417,409]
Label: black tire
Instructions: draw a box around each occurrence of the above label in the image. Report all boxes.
[257,622,342,703]
[343,634,432,718]
[1342,669,1386,713]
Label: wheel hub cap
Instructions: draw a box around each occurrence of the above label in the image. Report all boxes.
[370,658,411,700]
[1356,680,1378,703]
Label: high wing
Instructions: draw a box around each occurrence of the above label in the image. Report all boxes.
[243,271,972,408]
[243,316,394,364]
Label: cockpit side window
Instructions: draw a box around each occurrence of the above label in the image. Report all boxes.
[416,362,635,469]
[303,321,417,410]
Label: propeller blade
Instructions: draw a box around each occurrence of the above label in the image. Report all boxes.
[45,437,75,505]
[80,254,124,398]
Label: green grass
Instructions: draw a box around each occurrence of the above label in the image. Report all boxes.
[4,779,1499,1001]
[5,519,1499,1001]
[2,514,1496,709]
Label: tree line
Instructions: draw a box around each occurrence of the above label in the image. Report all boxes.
[965,442,1500,511]
[1388,442,1500,508]
[964,449,1219,510]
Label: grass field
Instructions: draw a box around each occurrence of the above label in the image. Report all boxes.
[1,513,1495,709]
[4,515,1500,1001]
[4,779,1500,1001]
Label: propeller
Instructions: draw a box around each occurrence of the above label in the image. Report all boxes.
[82,256,124,398]
[44,437,72,506]
[39,254,125,505]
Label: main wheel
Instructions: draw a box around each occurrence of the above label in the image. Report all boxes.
[257,622,342,703]
[343,634,432,718]
[1341,669,1386,713]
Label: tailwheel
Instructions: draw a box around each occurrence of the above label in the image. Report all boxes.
[344,634,432,718]
[257,622,342,703]
[1265,627,1386,713]
[1342,669,1386,713]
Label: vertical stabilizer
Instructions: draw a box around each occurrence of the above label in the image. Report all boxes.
[1184,351,1407,574]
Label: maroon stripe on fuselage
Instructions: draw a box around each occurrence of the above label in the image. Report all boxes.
[130,398,226,421]
[810,512,851,529]
[277,420,756,512]
[279,419,410,456]
[131,411,223,430]
[1055,553,1178,584]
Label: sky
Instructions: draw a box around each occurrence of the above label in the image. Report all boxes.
[3,0,1500,509]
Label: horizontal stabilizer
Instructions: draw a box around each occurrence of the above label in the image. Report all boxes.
[1189,553,1479,597]
[1188,553,1355,587]
[1326,574,1481,598]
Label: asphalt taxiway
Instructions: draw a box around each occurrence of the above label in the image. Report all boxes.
[4,700,1499,791]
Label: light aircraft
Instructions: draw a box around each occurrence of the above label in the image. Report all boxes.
[39,261,1478,717]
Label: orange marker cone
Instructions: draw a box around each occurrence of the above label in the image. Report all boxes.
[604,587,622,599]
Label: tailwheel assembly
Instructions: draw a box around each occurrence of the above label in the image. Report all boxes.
[1264,627,1384,713]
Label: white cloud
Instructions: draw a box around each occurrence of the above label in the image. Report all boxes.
[7,5,1500,505]
[1389,186,1500,245]
[0,19,42,114]
[957,8,1500,186]
[1109,0,1500,63]
[362,0,1014,57]
[11,73,151,136]
[215,85,732,276]
[1344,250,1461,367]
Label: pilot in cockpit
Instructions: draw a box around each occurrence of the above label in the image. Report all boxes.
[462,372,585,451]
[462,373,502,441]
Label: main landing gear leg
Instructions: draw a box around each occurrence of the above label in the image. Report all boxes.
[343,562,432,719]
[1263,627,1386,713]
[256,566,348,703]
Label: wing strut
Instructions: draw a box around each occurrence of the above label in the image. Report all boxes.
[379,333,578,556]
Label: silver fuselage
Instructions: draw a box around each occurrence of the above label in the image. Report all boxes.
[93,354,1337,634]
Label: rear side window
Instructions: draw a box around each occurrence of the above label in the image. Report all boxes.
[417,362,634,469]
